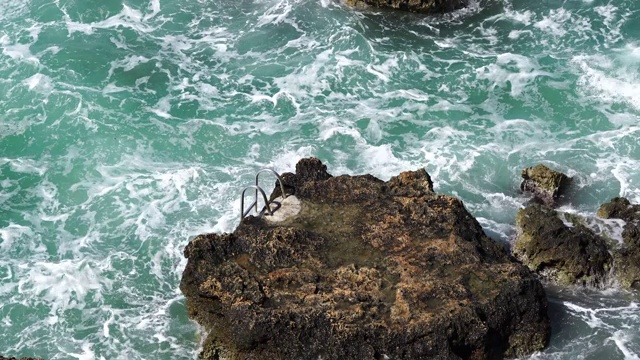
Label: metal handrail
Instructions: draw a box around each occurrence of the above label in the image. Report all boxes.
[254,168,287,212]
[240,185,273,220]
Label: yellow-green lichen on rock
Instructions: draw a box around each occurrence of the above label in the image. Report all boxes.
[520,164,571,207]
[514,205,612,287]
[597,198,640,290]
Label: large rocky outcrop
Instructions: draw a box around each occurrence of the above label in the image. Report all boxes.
[344,0,467,14]
[597,197,640,289]
[520,165,571,208]
[181,158,550,359]
[513,205,612,287]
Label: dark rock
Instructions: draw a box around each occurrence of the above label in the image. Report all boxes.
[344,0,467,14]
[597,198,640,289]
[270,157,332,200]
[597,197,639,222]
[0,357,43,360]
[295,157,332,183]
[520,164,571,207]
[181,158,550,359]
[513,205,613,287]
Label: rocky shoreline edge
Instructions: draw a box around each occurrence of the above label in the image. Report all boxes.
[180,158,639,359]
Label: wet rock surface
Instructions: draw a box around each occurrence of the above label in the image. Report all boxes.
[513,205,613,287]
[520,164,571,207]
[343,0,467,14]
[597,197,640,289]
[0,357,43,360]
[181,158,550,359]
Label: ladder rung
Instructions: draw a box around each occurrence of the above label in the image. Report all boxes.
[240,168,288,221]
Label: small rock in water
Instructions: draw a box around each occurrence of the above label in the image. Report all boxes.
[513,205,612,287]
[597,197,640,289]
[520,164,571,207]
[514,199,640,290]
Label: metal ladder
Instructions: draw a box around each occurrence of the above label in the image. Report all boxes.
[240,168,288,220]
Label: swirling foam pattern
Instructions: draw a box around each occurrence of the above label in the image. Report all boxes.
[1,0,639,358]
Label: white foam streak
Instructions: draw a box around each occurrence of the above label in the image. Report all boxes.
[24,73,54,94]
[476,53,551,96]
[366,64,389,82]
[319,116,366,143]
[358,144,414,180]
[18,259,106,313]
[0,0,29,21]
[65,343,96,360]
[476,217,515,243]
[62,3,158,36]
[573,53,640,111]
[0,223,32,250]
[1,37,39,64]
[256,0,295,28]
[144,0,161,20]
[611,331,640,360]
[2,158,48,175]
[534,8,571,37]
[563,301,608,329]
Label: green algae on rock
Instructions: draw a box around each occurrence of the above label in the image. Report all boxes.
[520,164,571,208]
[597,198,640,289]
[180,158,550,359]
[513,205,613,287]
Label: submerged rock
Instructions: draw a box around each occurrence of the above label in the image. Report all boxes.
[513,205,613,287]
[597,197,640,289]
[0,357,43,360]
[520,164,571,207]
[181,158,550,359]
[344,0,467,14]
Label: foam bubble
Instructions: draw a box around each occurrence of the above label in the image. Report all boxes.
[18,259,106,313]
[357,144,414,180]
[0,223,32,251]
[573,52,640,111]
[0,0,29,21]
[24,73,54,94]
[534,8,571,37]
[1,39,39,64]
[3,158,47,175]
[256,0,295,28]
[476,53,551,96]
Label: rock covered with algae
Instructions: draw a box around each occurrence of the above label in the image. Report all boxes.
[597,197,640,289]
[514,198,640,290]
[513,205,613,287]
[520,164,571,208]
[180,158,550,359]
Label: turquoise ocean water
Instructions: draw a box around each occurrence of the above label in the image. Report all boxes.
[1,0,639,358]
